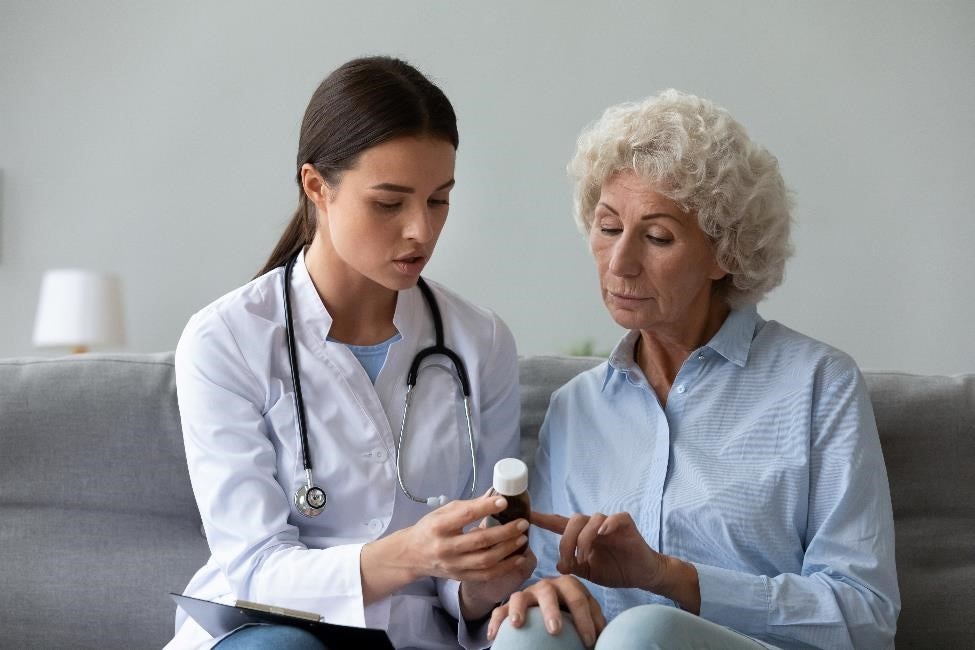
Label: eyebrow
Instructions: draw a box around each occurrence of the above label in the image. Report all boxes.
[596,202,679,221]
[370,179,455,193]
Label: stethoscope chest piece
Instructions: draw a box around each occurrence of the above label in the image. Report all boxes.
[295,482,326,518]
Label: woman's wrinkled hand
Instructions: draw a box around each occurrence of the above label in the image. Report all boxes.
[487,575,605,648]
[532,511,665,591]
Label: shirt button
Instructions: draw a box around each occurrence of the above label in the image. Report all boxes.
[676,384,686,394]
[367,518,384,534]
[697,352,705,360]
[364,449,388,463]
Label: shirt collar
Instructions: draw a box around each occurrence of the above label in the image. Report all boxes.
[603,330,643,391]
[706,303,761,368]
[601,303,763,390]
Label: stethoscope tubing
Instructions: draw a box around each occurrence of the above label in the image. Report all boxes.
[284,254,313,474]
[283,250,476,516]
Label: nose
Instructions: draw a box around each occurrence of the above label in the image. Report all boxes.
[607,232,642,278]
[404,204,435,243]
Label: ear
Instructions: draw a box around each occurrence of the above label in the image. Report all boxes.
[300,164,331,214]
[707,249,728,282]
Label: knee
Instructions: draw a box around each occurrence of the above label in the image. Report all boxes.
[215,624,327,650]
[491,608,587,650]
[595,604,694,650]
[270,626,327,650]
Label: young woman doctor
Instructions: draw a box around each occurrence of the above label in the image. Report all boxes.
[167,57,533,649]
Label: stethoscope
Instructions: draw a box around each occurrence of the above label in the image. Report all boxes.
[284,252,477,517]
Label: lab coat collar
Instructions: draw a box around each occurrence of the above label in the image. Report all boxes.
[289,249,422,352]
[289,248,333,342]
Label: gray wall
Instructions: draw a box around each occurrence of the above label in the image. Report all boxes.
[2,1,973,374]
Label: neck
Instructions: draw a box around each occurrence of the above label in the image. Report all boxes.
[636,296,730,402]
[303,240,399,345]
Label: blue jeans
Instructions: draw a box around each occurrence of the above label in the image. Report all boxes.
[491,604,771,650]
[213,624,329,650]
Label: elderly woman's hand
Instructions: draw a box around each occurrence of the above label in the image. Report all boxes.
[486,575,606,648]
[533,511,701,613]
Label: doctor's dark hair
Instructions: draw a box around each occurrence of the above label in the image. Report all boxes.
[256,56,459,277]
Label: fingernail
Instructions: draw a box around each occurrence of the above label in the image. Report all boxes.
[517,519,529,531]
[494,497,506,508]
[597,523,608,535]
[546,617,560,634]
[517,534,528,546]
[510,612,521,626]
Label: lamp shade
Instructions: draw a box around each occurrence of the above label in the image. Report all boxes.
[32,269,125,350]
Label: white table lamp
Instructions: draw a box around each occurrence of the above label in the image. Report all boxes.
[32,269,125,354]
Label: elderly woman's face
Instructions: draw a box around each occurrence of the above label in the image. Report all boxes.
[589,171,725,333]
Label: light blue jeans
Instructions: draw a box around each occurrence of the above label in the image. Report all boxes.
[491,604,770,650]
[213,624,329,650]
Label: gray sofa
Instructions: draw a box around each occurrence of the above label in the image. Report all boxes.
[1,353,972,649]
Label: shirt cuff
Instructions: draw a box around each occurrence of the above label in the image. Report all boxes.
[693,562,770,637]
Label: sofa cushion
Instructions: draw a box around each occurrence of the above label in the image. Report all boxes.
[0,354,209,648]
[864,371,975,646]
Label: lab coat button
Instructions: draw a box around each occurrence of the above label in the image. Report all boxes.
[676,384,686,394]
[368,518,384,534]
[372,449,386,462]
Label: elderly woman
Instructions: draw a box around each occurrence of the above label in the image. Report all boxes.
[487,90,900,649]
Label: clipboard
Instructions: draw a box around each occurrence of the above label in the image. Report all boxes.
[170,593,394,649]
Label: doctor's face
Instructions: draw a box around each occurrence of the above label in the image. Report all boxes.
[589,171,726,334]
[316,135,456,292]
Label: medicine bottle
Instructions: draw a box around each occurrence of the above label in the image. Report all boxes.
[489,457,531,526]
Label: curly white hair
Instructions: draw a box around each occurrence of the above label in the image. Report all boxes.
[568,89,794,307]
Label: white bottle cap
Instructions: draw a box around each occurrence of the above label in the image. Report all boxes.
[492,458,528,496]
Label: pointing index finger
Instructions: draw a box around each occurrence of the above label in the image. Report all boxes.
[531,511,569,534]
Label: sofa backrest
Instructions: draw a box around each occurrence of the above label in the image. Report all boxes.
[861,371,975,646]
[0,354,209,648]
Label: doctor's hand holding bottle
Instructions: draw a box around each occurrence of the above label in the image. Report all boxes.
[169,56,529,650]
[362,491,537,620]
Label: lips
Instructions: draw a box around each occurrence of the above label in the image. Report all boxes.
[608,290,650,301]
[606,290,653,310]
[393,253,427,275]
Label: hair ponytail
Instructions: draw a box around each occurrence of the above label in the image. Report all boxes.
[254,195,314,278]
[254,56,458,279]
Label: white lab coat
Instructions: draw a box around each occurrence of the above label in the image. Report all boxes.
[166,251,520,649]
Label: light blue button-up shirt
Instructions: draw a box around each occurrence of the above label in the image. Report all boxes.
[530,305,900,649]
